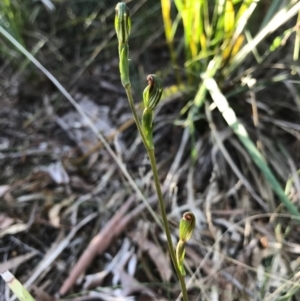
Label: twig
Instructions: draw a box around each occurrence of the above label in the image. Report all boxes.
[59,197,134,295]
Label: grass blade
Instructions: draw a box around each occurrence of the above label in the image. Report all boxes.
[1,271,36,301]
[293,10,300,61]
[228,2,300,73]
[259,0,284,30]
[161,0,181,83]
[204,77,300,217]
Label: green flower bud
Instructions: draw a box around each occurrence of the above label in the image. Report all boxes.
[179,212,196,242]
[115,3,131,45]
[143,75,163,111]
[176,212,196,276]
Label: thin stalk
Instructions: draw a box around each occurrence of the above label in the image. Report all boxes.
[124,85,164,228]
[124,85,149,151]
[115,4,188,298]
[125,83,189,301]
[148,149,189,301]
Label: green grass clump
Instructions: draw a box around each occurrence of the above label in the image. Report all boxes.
[161,0,300,217]
[162,0,300,82]
[0,0,24,45]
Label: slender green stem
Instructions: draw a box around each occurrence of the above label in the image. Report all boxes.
[115,3,188,298]
[124,85,164,228]
[125,83,188,301]
[148,149,189,301]
[124,86,149,151]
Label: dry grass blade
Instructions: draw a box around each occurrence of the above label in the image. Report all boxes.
[205,102,268,211]
[263,270,300,301]
[164,127,189,187]
[0,223,29,238]
[59,197,134,295]
[184,213,300,299]
[0,251,37,274]
[129,231,172,281]
[9,213,97,301]
[1,271,36,301]
[204,76,300,217]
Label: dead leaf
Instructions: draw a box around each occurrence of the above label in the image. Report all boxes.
[0,214,14,229]
[48,195,76,227]
[0,185,10,197]
[31,286,55,301]
[0,251,37,273]
[40,162,69,184]
[0,223,28,238]
[59,197,134,295]
[83,239,134,291]
[0,137,9,150]
[118,270,156,298]
[59,97,117,153]
[129,232,172,281]
[83,270,109,290]
[18,213,98,300]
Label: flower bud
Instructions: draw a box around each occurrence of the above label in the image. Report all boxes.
[179,212,196,242]
[176,212,196,276]
[143,74,163,111]
[115,2,131,45]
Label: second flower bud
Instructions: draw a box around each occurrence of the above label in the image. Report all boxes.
[143,74,163,111]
